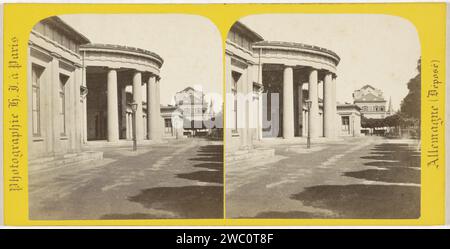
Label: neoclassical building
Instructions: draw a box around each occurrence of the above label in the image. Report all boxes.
[28,16,168,162]
[28,16,90,160]
[81,43,164,143]
[226,21,341,152]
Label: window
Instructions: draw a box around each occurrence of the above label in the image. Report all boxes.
[341,116,350,131]
[164,118,173,134]
[59,74,69,136]
[32,65,43,136]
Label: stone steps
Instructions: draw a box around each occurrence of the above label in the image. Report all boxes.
[29,151,103,175]
[83,139,168,149]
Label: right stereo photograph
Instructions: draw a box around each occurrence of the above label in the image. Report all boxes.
[225,14,421,219]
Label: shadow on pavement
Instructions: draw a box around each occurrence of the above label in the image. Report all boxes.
[344,168,420,184]
[345,142,421,184]
[258,142,421,219]
[290,184,420,218]
[126,185,223,218]
[121,144,224,218]
[178,144,223,184]
[361,143,420,168]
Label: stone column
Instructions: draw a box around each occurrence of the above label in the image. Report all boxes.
[297,81,303,137]
[283,66,294,139]
[121,85,127,139]
[74,67,82,151]
[332,76,337,137]
[239,68,249,148]
[81,64,87,144]
[323,72,334,138]
[132,71,144,141]
[258,89,263,140]
[147,74,158,140]
[49,56,60,154]
[257,56,263,140]
[156,78,162,139]
[107,68,119,142]
[308,69,319,138]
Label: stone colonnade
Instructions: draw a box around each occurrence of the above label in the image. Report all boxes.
[105,68,161,142]
[80,44,164,143]
[279,66,337,139]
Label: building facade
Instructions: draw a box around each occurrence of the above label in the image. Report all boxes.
[28,17,167,161]
[173,86,211,136]
[353,84,392,119]
[225,21,341,152]
[28,17,90,159]
[336,104,362,136]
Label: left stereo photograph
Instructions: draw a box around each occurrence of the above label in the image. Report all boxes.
[27,14,224,220]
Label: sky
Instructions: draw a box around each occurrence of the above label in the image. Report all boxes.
[241,14,421,111]
[60,14,223,112]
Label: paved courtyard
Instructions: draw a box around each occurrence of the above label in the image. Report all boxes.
[226,136,420,219]
[29,138,223,220]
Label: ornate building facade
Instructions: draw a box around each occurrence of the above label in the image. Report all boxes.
[353,84,393,119]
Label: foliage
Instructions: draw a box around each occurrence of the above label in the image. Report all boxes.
[400,59,421,119]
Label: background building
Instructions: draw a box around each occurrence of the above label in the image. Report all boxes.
[173,86,211,136]
[353,84,393,119]
[336,103,361,136]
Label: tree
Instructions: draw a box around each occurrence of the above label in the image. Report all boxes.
[384,113,402,127]
[400,58,421,119]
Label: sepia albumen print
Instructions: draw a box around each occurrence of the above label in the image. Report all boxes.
[26,12,421,220]
[225,14,421,219]
[27,14,224,219]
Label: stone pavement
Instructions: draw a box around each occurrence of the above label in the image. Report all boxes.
[226,136,420,219]
[29,138,223,220]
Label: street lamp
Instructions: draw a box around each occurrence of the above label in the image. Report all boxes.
[305,99,312,149]
[131,101,138,151]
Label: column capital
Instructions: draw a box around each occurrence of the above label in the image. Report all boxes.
[145,72,160,83]
[318,69,332,80]
[283,64,295,69]
[106,66,120,71]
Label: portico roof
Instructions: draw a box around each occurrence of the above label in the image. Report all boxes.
[80,43,164,67]
[253,40,340,65]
